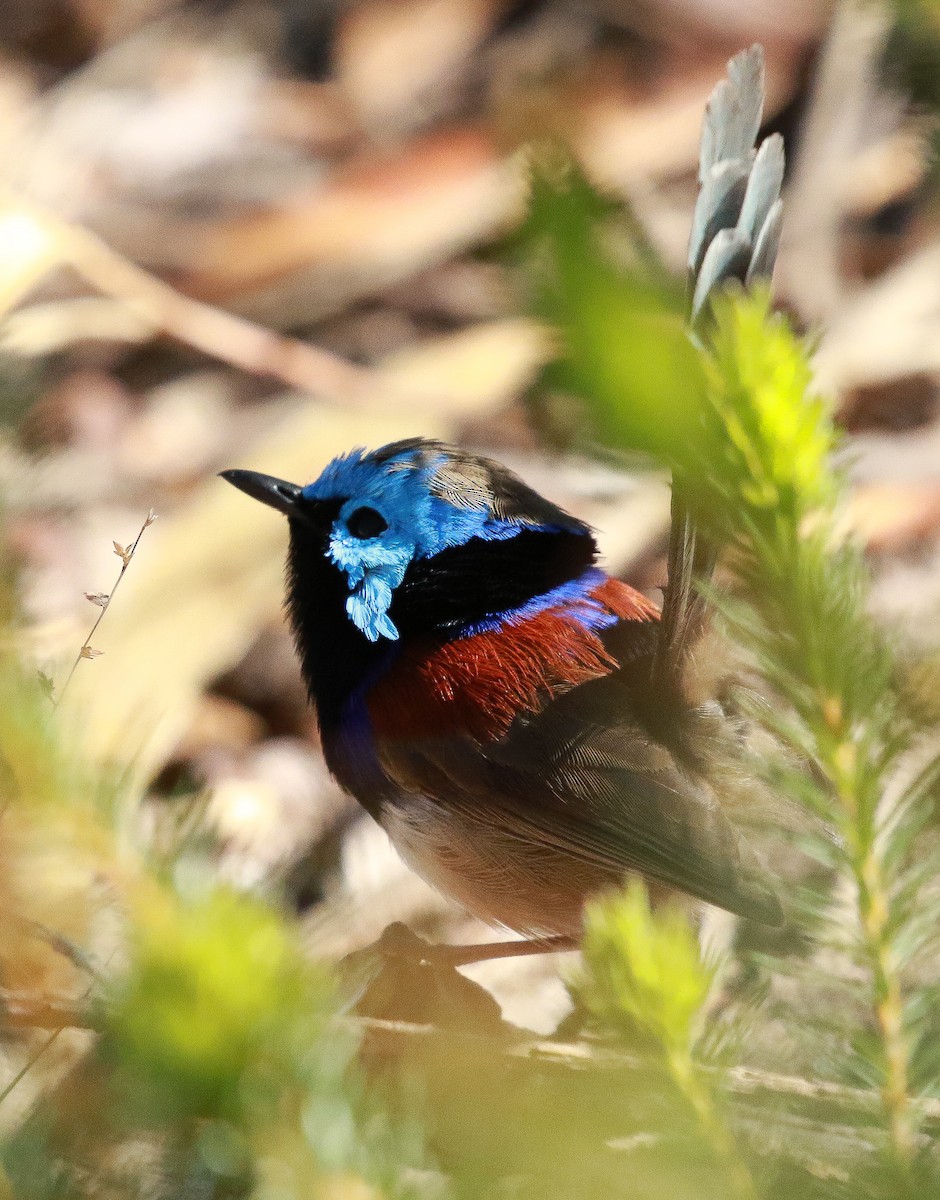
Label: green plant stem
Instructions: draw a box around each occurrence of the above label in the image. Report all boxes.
[857,833,915,1169]
[824,718,915,1172]
[666,1047,758,1200]
[745,515,916,1173]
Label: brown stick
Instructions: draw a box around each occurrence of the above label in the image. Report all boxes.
[0,188,369,402]
[0,987,96,1031]
[355,1014,940,1167]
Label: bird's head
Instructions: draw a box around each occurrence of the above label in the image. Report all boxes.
[222,438,603,727]
[222,438,597,647]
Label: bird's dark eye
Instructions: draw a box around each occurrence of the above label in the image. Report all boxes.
[346,505,388,539]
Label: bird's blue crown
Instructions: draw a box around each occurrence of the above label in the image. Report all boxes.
[300,440,582,642]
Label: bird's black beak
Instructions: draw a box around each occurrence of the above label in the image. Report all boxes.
[219,469,303,517]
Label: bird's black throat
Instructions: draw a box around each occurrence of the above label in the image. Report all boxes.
[286,520,598,729]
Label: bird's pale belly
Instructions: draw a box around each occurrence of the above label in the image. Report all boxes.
[380,795,620,939]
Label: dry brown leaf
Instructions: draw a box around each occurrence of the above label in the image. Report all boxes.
[813,244,940,394]
[849,482,940,555]
[182,126,520,317]
[336,0,504,133]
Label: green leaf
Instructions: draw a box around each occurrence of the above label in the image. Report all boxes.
[98,885,340,1128]
[575,880,716,1054]
[698,289,836,529]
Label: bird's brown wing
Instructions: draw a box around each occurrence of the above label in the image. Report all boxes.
[376,668,783,926]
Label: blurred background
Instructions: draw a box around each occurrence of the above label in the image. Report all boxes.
[1,0,939,1037]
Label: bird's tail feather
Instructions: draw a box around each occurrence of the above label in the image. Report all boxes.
[654,44,784,692]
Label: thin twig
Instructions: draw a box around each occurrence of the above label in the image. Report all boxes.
[62,220,368,401]
[0,186,369,403]
[353,1016,940,1136]
[0,987,96,1032]
[17,919,105,983]
[54,508,157,707]
[0,1026,68,1107]
[0,978,100,1109]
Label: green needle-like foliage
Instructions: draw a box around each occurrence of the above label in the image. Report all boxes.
[578,881,717,1056]
[700,293,835,523]
[577,884,756,1200]
[99,886,339,1129]
[0,644,422,1200]
[528,159,940,1195]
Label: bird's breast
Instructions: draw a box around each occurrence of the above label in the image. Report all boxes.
[365,576,657,743]
[379,795,616,938]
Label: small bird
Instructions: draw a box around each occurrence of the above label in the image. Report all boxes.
[221,44,786,952]
[221,438,782,945]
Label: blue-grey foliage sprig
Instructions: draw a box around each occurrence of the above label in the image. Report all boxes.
[688,44,784,321]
